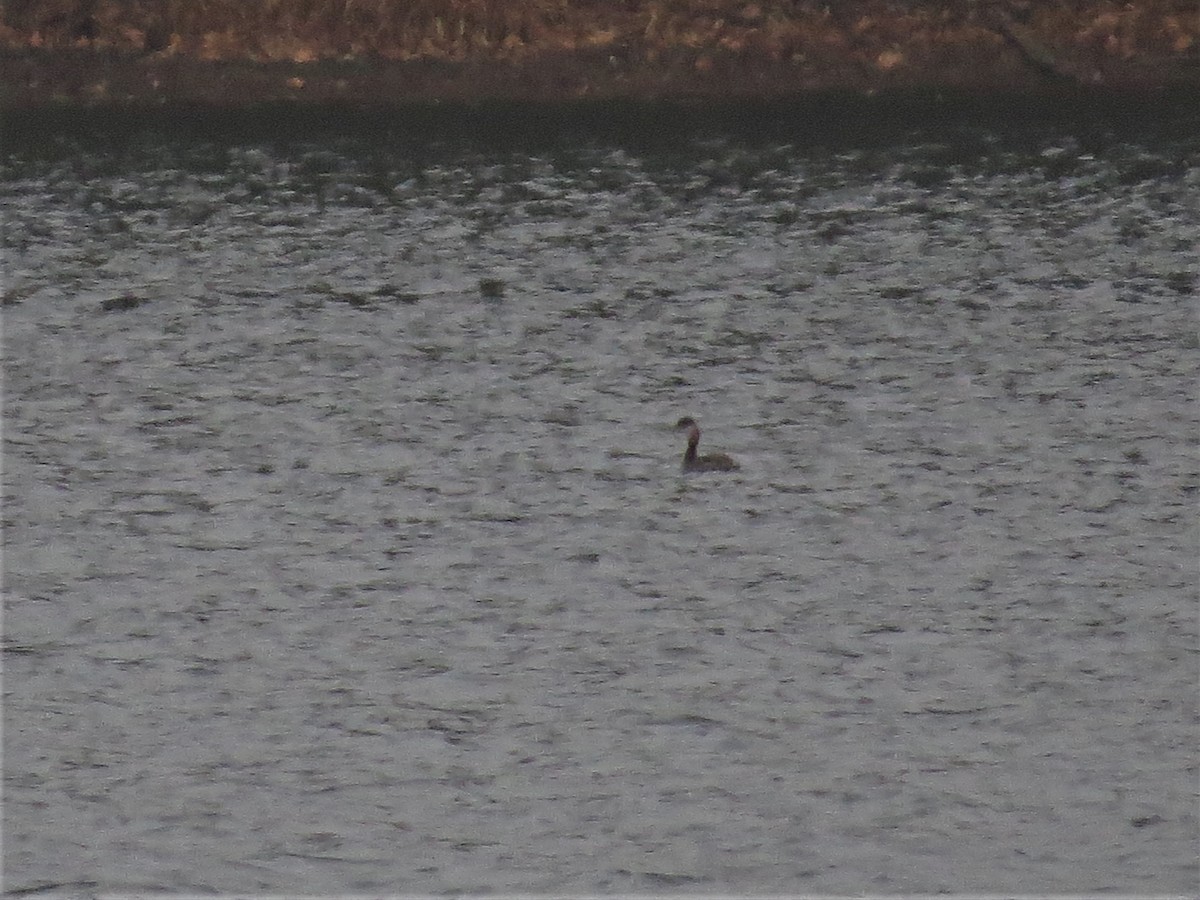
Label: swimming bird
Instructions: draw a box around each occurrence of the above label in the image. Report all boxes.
[675,416,738,472]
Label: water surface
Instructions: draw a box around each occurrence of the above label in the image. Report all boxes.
[3,111,1198,894]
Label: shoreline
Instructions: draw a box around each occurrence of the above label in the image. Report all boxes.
[3,2,1198,115]
[7,80,1198,147]
[4,45,1198,113]
[6,77,1198,156]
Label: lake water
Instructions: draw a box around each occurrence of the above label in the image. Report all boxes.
[3,101,1198,895]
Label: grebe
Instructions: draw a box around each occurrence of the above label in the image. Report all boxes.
[675,416,738,472]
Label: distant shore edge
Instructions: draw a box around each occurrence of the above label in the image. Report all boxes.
[4,37,1199,119]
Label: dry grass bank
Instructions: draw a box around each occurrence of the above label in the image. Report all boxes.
[2,1,1197,107]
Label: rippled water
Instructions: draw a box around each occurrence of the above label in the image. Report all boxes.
[3,108,1198,894]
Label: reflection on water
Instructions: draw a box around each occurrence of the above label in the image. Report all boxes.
[3,111,1198,894]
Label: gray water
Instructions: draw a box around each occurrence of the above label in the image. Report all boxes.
[3,114,1198,895]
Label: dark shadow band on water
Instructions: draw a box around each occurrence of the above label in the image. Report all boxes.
[4,87,1199,159]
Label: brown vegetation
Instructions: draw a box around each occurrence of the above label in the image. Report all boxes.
[3,0,1195,65]
[1,1,1197,107]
